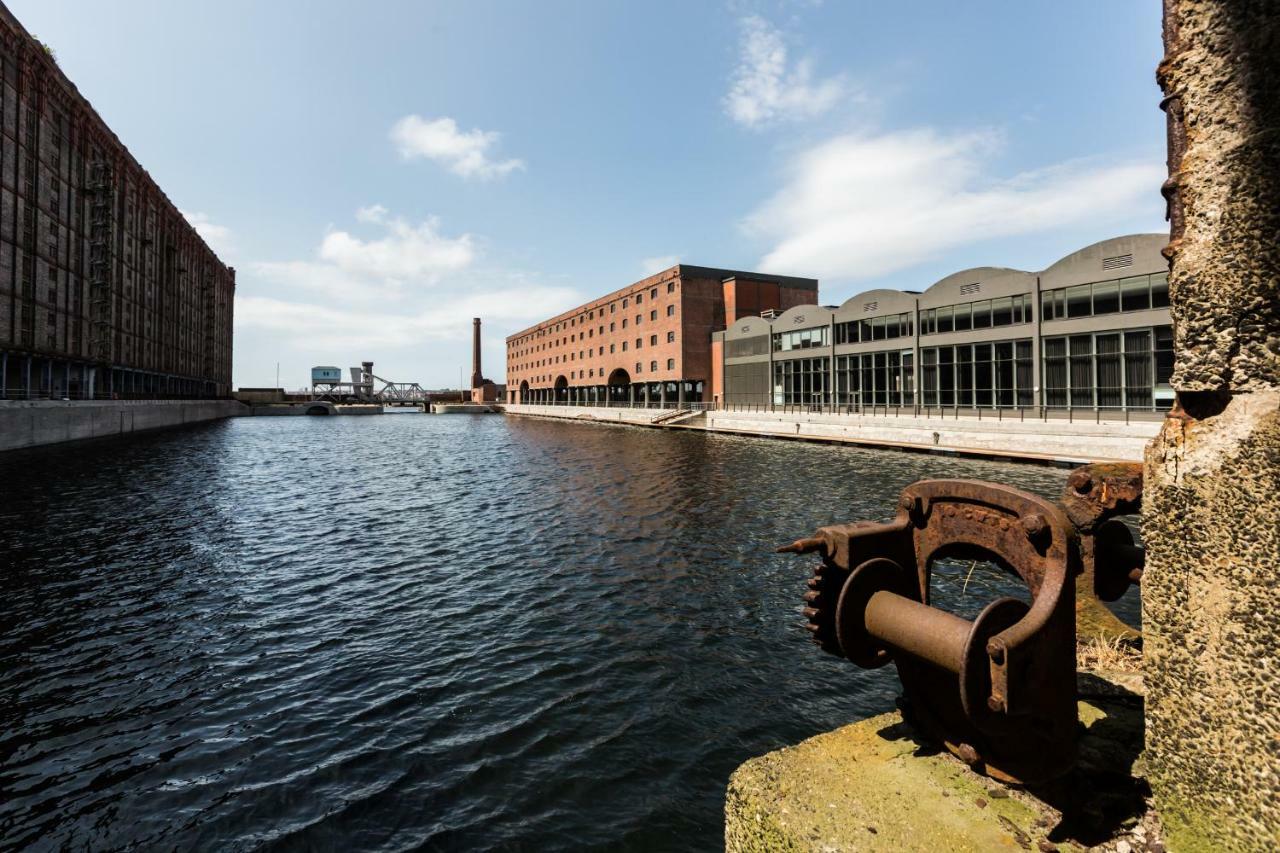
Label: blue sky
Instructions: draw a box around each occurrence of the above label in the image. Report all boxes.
[17,0,1167,389]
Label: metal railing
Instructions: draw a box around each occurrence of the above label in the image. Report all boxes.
[714,401,1165,425]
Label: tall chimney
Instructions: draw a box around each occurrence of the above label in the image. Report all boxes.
[471,317,483,388]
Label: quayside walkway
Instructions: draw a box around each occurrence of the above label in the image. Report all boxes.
[501,403,1160,466]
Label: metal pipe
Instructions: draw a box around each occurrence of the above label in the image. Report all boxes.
[864,591,970,674]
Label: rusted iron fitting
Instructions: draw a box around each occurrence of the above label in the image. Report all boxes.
[779,466,1145,785]
[781,480,1080,784]
[1061,462,1145,601]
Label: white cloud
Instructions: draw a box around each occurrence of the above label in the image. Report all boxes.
[744,128,1164,280]
[234,283,579,351]
[390,115,525,179]
[640,255,680,275]
[724,15,848,128]
[252,208,474,302]
[355,204,388,223]
[180,210,234,259]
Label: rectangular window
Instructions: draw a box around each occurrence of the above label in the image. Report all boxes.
[1096,333,1123,407]
[1066,285,1092,318]
[1124,330,1153,409]
[1093,280,1120,315]
[952,303,971,332]
[1043,337,1068,407]
[666,305,675,316]
[991,296,1013,327]
[936,306,953,334]
[1150,272,1170,308]
[667,331,675,343]
[972,300,992,329]
[1069,335,1095,407]
[1120,275,1151,312]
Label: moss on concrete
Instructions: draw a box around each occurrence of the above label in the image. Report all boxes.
[726,696,1151,852]
[726,711,1041,852]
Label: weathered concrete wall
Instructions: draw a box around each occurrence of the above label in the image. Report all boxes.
[1144,0,1280,849]
[506,404,1158,464]
[0,400,246,452]
[706,410,1157,464]
[504,403,675,426]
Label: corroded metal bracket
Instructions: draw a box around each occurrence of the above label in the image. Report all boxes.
[780,466,1145,785]
[783,466,1146,783]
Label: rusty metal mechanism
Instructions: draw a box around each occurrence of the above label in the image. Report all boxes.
[780,464,1143,785]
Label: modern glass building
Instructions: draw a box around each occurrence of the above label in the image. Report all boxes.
[714,234,1173,412]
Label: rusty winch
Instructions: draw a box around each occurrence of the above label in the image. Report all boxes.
[779,463,1143,785]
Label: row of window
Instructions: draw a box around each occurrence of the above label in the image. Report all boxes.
[1043,327,1173,408]
[1040,273,1169,321]
[756,326,1172,410]
[550,359,679,381]
[508,281,678,349]
[920,294,1035,335]
[735,279,1170,358]
[513,331,677,373]
[509,305,677,366]
[836,312,914,344]
[773,326,829,352]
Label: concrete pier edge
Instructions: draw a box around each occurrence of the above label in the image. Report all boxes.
[0,399,247,452]
[503,404,1156,467]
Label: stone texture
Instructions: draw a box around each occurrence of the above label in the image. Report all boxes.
[1145,0,1280,848]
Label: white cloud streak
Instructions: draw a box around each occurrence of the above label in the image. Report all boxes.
[252,208,474,302]
[390,115,525,179]
[234,284,579,352]
[745,129,1164,280]
[180,210,234,260]
[640,255,680,275]
[724,15,848,128]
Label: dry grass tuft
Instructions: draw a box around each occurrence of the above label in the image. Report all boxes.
[1077,634,1143,672]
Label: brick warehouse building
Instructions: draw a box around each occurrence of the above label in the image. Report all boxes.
[0,3,234,401]
[505,265,818,406]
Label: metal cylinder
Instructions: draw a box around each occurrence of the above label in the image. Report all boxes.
[864,591,971,674]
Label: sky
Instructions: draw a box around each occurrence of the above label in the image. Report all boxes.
[16,0,1168,390]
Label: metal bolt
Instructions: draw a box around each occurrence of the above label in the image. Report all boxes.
[1069,471,1093,495]
[1021,513,1048,541]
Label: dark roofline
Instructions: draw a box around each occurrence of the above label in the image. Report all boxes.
[679,264,819,291]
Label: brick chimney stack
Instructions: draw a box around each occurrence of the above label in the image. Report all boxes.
[471,317,483,388]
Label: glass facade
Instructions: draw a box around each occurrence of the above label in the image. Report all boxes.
[1042,325,1173,409]
[834,312,913,344]
[833,350,914,406]
[772,357,829,405]
[920,340,1034,408]
[773,326,829,352]
[1041,272,1169,321]
[920,295,1033,334]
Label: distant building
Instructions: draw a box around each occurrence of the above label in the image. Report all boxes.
[0,3,235,400]
[505,265,819,405]
[715,234,1172,411]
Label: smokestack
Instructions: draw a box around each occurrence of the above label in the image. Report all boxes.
[471,317,482,388]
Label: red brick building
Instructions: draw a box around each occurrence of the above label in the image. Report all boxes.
[505,264,817,405]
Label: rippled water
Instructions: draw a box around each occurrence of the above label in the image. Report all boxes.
[0,413,1133,850]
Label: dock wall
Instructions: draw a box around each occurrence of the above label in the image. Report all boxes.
[503,404,1159,465]
[0,399,246,452]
